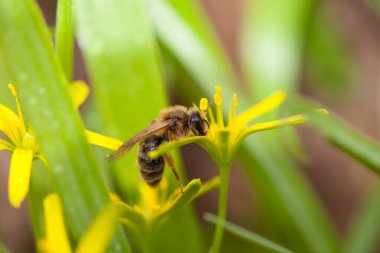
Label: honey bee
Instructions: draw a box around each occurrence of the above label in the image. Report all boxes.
[106,105,209,192]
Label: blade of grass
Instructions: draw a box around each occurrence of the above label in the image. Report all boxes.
[74,0,204,251]
[241,0,315,98]
[311,114,380,173]
[292,98,380,252]
[28,162,51,242]
[150,1,341,252]
[346,184,380,253]
[295,99,380,174]
[148,0,237,97]
[204,213,294,253]
[0,1,129,251]
[240,1,342,252]
[55,0,74,80]
[305,5,353,96]
[0,242,8,253]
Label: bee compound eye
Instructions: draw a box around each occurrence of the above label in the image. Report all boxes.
[190,114,201,123]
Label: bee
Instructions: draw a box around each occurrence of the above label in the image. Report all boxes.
[106,105,209,192]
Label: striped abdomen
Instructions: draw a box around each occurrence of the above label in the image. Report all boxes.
[137,136,165,186]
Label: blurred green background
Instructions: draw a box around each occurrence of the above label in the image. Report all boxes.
[1,0,380,252]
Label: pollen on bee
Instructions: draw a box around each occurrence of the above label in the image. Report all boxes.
[200,98,208,111]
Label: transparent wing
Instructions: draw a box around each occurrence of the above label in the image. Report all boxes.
[106,120,171,162]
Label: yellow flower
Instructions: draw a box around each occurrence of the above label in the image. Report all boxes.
[146,86,327,253]
[39,193,121,253]
[149,86,328,166]
[0,82,89,208]
[0,84,41,208]
[113,177,218,252]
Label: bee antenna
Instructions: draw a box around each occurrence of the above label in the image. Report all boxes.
[191,102,199,109]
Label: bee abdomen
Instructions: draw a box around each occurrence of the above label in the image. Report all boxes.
[138,156,165,186]
[137,136,165,186]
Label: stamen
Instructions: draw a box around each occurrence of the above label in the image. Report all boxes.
[200,98,208,111]
[214,86,224,128]
[8,84,17,97]
[228,94,238,126]
[233,94,238,118]
[215,86,222,95]
[8,84,26,135]
[214,94,222,106]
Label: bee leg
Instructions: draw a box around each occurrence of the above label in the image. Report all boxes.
[163,153,184,193]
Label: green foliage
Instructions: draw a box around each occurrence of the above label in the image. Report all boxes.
[0,0,379,252]
[204,213,293,253]
[73,0,203,251]
[346,185,380,253]
[0,1,129,251]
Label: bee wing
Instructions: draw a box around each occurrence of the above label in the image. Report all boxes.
[106,120,172,162]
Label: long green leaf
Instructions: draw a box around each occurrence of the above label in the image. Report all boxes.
[240,1,341,252]
[0,241,8,253]
[55,0,74,80]
[204,213,294,253]
[0,1,129,251]
[305,110,380,174]
[74,0,204,252]
[346,184,380,253]
[305,6,353,96]
[292,99,380,251]
[150,1,341,252]
[28,162,51,241]
[241,0,315,98]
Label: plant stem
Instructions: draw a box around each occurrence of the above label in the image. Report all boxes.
[209,163,230,253]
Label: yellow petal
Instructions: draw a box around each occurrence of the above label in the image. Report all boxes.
[0,139,14,151]
[85,130,123,150]
[43,194,72,253]
[0,103,21,145]
[242,114,307,137]
[8,148,33,208]
[76,203,122,253]
[69,81,90,108]
[235,91,286,125]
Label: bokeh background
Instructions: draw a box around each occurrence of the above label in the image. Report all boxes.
[1,0,379,252]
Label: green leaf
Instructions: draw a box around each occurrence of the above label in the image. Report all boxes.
[74,0,204,252]
[149,0,237,97]
[154,178,201,222]
[240,1,342,252]
[241,0,315,98]
[0,1,129,251]
[55,0,74,80]
[204,213,294,253]
[74,0,168,198]
[197,176,220,197]
[151,1,341,252]
[297,100,380,174]
[0,241,8,253]
[28,161,52,241]
[305,6,353,96]
[346,185,380,253]
[367,0,380,15]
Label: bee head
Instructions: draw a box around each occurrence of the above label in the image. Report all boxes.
[188,109,208,136]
